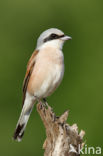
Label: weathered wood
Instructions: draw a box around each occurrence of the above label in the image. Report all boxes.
[37,102,85,156]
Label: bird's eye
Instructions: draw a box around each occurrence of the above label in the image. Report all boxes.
[43,33,63,43]
[50,33,58,39]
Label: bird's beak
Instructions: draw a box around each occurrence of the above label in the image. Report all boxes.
[61,35,72,41]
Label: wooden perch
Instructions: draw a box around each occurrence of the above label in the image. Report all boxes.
[37,102,85,156]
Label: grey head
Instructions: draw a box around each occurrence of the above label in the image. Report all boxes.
[36,28,71,49]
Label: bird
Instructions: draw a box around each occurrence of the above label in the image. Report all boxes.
[13,28,72,141]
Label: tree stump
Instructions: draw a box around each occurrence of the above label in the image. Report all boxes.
[37,102,85,156]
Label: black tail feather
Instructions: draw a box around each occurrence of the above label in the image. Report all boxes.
[13,124,25,141]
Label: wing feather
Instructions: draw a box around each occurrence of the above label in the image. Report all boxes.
[22,50,39,106]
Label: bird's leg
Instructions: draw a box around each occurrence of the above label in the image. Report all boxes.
[36,99,44,109]
[43,98,48,107]
[34,96,48,108]
[34,96,43,108]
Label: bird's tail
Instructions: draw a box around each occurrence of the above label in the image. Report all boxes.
[13,97,35,142]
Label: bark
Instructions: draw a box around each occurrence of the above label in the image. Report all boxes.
[37,102,85,156]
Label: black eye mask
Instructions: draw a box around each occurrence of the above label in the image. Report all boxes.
[44,33,65,43]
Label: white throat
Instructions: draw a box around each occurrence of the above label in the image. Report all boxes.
[37,40,64,51]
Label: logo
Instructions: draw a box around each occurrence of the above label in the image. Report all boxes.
[69,144,102,155]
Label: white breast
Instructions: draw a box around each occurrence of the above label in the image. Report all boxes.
[33,46,64,98]
[43,63,64,97]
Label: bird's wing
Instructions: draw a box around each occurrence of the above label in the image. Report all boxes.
[22,50,39,106]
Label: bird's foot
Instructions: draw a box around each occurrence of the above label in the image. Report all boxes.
[42,98,48,108]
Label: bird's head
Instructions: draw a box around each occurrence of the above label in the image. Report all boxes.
[36,28,72,50]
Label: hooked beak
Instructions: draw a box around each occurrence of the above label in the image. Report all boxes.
[61,35,72,41]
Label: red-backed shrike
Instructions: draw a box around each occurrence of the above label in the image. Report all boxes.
[13,28,71,141]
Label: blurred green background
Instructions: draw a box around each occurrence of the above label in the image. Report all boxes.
[0,0,103,155]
